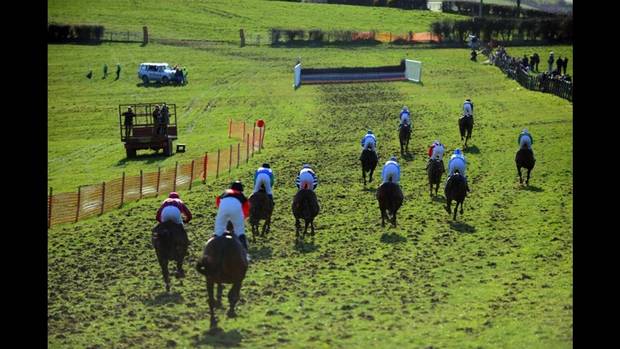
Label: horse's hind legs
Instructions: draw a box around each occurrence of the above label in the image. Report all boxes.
[526,169,531,186]
[459,201,464,215]
[517,166,523,185]
[227,282,241,318]
[158,257,171,292]
[207,281,218,330]
[215,283,224,308]
[175,259,185,279]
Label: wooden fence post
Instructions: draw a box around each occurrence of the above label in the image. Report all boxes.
[216,149,221,179]
[243,121,246,141]
[229,144,233,175]
[120,172,125,207]
[190,159,195,190]
[173,161,178,192]
[203,152,208,183]
[246,134,250,163]
[252,123,256,157]
[48,187,53,229]
[258,127,262,153]
[156,167,161,196]
[228,119,232,138]
[139,169,143,200]
[100,182,106,215]
[237,143,240,168]
[75,186,82,223]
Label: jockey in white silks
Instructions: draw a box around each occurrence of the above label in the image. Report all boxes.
[399,106,411,130]
[361,130,377,154]
[381,156,401,184]
[213,180,251,261]
[426,139,446,169]
[518,128,534,150]
[253,163,275,205]
[295,164,318,191]
[447,148,470,191]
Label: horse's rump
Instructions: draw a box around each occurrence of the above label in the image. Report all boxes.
[360,148,378,170]
[427,159,445,183]
[376,182,404,211]
[249,190,272,223]
[516,147,536,168]
[445,173,467,201]
[199,233,247,283]
[152,221,189,260]
[292,189,319,220]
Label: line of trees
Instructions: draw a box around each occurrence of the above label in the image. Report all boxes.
[48,23,105,43]
[270,28,379,45]
[294,0,428,10]
[430,16,572,43]
[440,1,564,18]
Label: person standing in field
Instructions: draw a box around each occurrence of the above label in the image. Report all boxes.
[103,63,108,79]
[547,52,554,73]
[122,106,135,137]
[115,64,121,80]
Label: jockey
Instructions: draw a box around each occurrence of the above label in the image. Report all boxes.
[399,106,411,130]
[518,128,534,150]
[428,139,446,161]
[253,163,274,205]
[295,164,318,191]
[462,99,474,118]
[426,139,446,169]
[381,156,401,184]
[361,130,377,154]
[214,181,251,260]
[156,192,192,225]
[447,149,470,191]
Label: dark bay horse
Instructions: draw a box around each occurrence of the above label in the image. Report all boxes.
[152,220,189,292]
[399,123,411,155]
[458,115,474,149]
[248,188,273,241]
[196,230,248,330]
[360,148,378,186]
[515,145,536,186]
[444,170,467,220]
[376,181,404,227]
[427,159,445,197]
[292,189,320,243]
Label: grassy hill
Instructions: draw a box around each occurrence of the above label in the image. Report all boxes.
[48,1,573,348]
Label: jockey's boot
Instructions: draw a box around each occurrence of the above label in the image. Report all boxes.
[239,234,251,262]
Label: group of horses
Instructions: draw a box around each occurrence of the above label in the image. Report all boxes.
[151,185,319,331]
[150,112,536,331]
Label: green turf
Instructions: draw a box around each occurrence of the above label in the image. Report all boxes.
[48,1,572,348]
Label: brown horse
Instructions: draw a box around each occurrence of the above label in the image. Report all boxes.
[152,220,189,292]
[444,170,468,220]
[376,181,404,227]
[458,115,474,149]
[360,148,378,186]
[196,229,248,330]
[399,123,411,155]
[427,159,445,197]
[292,189,320,244]
[248,188,273,241]
[515,145,535,186]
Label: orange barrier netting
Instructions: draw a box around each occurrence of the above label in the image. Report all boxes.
[48,120,265,228]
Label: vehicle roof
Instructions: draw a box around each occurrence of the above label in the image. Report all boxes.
[140,63,170,66]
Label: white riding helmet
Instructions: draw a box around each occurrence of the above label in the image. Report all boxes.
[302,163,311,169]
[522,128,528,133]
[434,139,440,145]
[402,106,409,111]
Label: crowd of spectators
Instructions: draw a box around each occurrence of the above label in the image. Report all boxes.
[488,45,572,84]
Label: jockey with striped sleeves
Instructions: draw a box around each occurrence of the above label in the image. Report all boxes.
[381,156,401,184]
[253,163,275,205]
[295,164,318,191]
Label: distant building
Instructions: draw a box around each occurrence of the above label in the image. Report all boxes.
[427,1,443,12]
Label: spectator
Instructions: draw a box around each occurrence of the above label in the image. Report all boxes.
[547,52,554,73]
[152,105,162,134]
[122,106,135,137]
[86,69,93,79]
[175,68,183,84]
[562,57,568,75]
[522,55,529,69]
[115,64,121,80]
[161,103,170,135]
[103,63,108,79]
[529,54,535,71]
[470,50,477,62]
[533,53,540,72]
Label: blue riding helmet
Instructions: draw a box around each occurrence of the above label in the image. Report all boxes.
[367,130,373,134]
[390,156,397,162]
[453,149,462,156]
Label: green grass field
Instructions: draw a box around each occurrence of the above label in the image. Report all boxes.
[48,1,573,348]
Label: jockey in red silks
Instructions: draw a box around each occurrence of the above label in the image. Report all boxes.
[156,192,192,225]
[214,181,251,260]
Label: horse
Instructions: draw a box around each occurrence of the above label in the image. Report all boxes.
[360,147,378,186]
[515,145,536,186]
[248,188,273,241]
[399,123,411,155]
[196,229,248,330]
[427,158,445,197]
[151,220,190,292]
[444,170,468,220]
[292,189,320,243]
[458,115,474,149]
[376,181,404,227]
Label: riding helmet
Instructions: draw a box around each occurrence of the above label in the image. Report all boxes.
[230,180,244,192]
[367,130,373,134]
[262,163,270,169]
[454,149,462,155]
[168,192,180,199]
[302,163,311,169]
